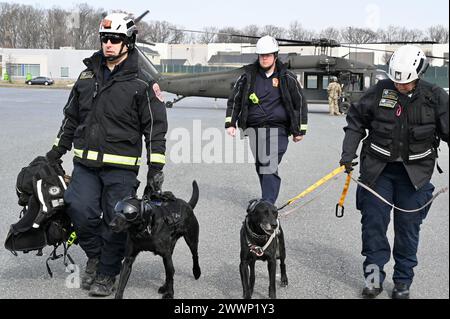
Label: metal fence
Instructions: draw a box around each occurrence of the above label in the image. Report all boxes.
[157,64,235,74]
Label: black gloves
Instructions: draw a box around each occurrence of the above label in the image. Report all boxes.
[45,146,64,165]
[144,168,164,198]
[339,160,358,174]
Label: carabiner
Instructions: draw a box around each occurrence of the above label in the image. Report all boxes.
[335,203,345,218]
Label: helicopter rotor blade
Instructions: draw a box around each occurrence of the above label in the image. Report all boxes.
[170,28,318,45]
[341,41,437,45]
[171,28,447,60]
[169,28,259,40]
[137,39,156,46]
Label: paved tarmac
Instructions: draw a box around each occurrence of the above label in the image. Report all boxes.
[0,87,448,299]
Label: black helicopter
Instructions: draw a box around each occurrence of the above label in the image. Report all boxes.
[157,50,388,112]
[133,16,445,112]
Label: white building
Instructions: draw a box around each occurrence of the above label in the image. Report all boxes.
[1,43,448,81]
[1,47,96,80]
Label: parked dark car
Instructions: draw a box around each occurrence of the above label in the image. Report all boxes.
[25,77,54,86]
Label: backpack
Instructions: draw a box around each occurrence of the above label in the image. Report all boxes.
[5,156,77,276]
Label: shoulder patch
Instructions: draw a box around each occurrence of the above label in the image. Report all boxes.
[79,71,94,80]
[382,89,398,101]
[379,98,397,108]
[152,83,164,102]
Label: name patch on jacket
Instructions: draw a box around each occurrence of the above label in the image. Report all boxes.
[79,71,94,80]
[379,89,398,108]
[272,78,279,88]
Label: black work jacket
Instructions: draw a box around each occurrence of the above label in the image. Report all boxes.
[53,49,168,172]
[225,60,308,136]
[341,79,449,189]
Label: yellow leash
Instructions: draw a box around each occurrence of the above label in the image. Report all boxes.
[335,172,352,218]
[278,166,346,211]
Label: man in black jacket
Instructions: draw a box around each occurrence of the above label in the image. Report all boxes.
[225,35,308,205]
[340,45,448,299]
[45,13,168,296]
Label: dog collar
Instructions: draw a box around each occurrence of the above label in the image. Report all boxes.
[245,217,280,257]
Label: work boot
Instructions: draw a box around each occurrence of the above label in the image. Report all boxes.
[81,257,99,290]
[362,285,383,299]
[392,283,410,299]
[89,274,116,297]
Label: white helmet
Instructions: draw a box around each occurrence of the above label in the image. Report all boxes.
[388,45,429,84]
[99,13,137,39]
[255,35,279,54]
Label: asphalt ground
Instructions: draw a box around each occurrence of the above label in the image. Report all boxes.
[0,87,448,299]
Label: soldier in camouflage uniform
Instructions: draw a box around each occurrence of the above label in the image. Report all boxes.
[327,76,342,115]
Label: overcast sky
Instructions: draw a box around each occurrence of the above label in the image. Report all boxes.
[7,0,450,31]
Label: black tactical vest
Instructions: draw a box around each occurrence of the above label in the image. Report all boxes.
[364,81,438,164]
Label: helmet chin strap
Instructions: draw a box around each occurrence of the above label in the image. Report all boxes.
[105,42,130,62]
[105,42,128,62]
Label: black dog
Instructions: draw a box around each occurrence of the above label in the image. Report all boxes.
[110,181,201,299]
[240,199,288,299]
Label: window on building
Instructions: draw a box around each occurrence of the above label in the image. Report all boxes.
[61,67,69,78]
[6,64,40,77]
[306,75,318,89]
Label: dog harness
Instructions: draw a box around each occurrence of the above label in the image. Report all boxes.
[244,217,280,257]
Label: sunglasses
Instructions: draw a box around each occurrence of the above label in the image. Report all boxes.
[101,34,123,44]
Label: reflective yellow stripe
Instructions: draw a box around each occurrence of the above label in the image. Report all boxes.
[53,138,60,147]
[74,149,83,158]
[103,154,140,166]
[73,149,141,166]
[225,117,232,123]
[87,151,98,161]
[300,124,308,131]
[150,153,166,164]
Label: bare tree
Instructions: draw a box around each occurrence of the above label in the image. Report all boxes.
[16,5,45,48]
[287,21,316,41]
[139,20,184,44]
[0,3,21,48]
[215,27,244,43]
[42,8,70,49]
[261,25,286,39]
[319,27,342,42]
[197,26,218,44]
[341,27,377,43]
[377,25,397,42]
[427,25,449,43]
[69,3,104,50]
[242,24,260,44]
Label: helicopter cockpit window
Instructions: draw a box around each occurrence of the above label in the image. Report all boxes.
[322,77,330,89]
[364,76,371,89]
[306,75,318,89]
[347,74,364,92]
